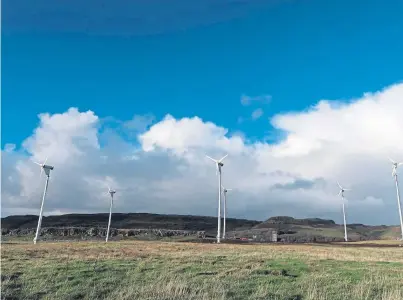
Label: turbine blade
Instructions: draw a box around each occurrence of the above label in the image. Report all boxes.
[218,154,228,163]
[216,164,219,176]
[398,162,403,166]
[205,155,217,163]
[343,188,351,191]
[338,190,342,196]
[43,157,48,165]
[40,167,43,180]
[221,185,225,190]
[227,189,232,191]
[389,158,396,164]
[337,182,343,189]
[33,161,42,166]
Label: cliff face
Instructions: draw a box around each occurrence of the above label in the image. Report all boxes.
[1,227,206,240]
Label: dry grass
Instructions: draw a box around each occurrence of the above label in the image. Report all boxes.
[3,240,402,263]
[339,240,402,245]
[1,240,403,299]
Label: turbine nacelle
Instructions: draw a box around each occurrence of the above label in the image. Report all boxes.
[205,154,228,175]
[389,158,403,177]
[33,157,54,178]
[221,185,232,194]
[337,182,351,196]
[108,187,116,196]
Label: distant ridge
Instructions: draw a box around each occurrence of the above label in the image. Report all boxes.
[1,213,399,242]
[0,213,259,233]
[257,216,336,227]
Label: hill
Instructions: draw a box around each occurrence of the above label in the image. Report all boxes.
[0,213,259,234]
[1,213,400,242]
[231,216,400,242]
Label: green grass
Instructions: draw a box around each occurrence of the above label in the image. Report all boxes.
[1,241,403,300]
[295,226,345,238]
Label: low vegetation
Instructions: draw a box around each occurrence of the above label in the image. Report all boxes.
[1,240,402,300]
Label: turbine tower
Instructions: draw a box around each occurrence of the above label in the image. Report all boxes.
[33,157,54,244]
[206,154,228,244]
[106,187,116,243]
[221,185,232,239]
[337,182,350,242]
[389,158,403,240]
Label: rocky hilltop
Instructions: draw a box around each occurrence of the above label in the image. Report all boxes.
[258,216,336,227]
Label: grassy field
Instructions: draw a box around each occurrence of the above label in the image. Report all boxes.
[1,240,403,300]
[336,240,403,246]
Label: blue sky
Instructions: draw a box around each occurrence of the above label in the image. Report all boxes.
[2,1,403,225]
[3,0,403,147]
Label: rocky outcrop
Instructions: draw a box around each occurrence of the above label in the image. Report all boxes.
[227,228,278,242]
[1,227,206,240]
[277,234,370,243]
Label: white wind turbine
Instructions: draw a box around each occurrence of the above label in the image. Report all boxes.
[32,157,54,244]
[105,186,117,243]
[337,182,350,242]
[206,154,228,244]
[221,185,232,240]
[389,158,403,240]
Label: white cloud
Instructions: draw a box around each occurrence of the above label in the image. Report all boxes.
[240,94,271,106]
[3,144,16,153]
[2,83,403,226]
[123,113,155,132]
[22,107,100,164]
[251,108,264,120]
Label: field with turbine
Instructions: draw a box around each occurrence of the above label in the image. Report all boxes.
[1,240,402,300]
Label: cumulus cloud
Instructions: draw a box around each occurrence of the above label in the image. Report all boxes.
[240,94,271,106]
[3,144,16,153]
[271,178,326,191]
[123,114,155,132]
[251,108,264,120]
[2,83,403,226]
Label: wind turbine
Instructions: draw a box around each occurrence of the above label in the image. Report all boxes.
[337,182,350,242]
[105,186,116,243]
[221,185,232,240]
[389,158,403,240]
[206,154,228,244]
[32,157,54,244]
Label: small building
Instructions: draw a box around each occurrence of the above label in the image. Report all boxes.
[271,230,278,242]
